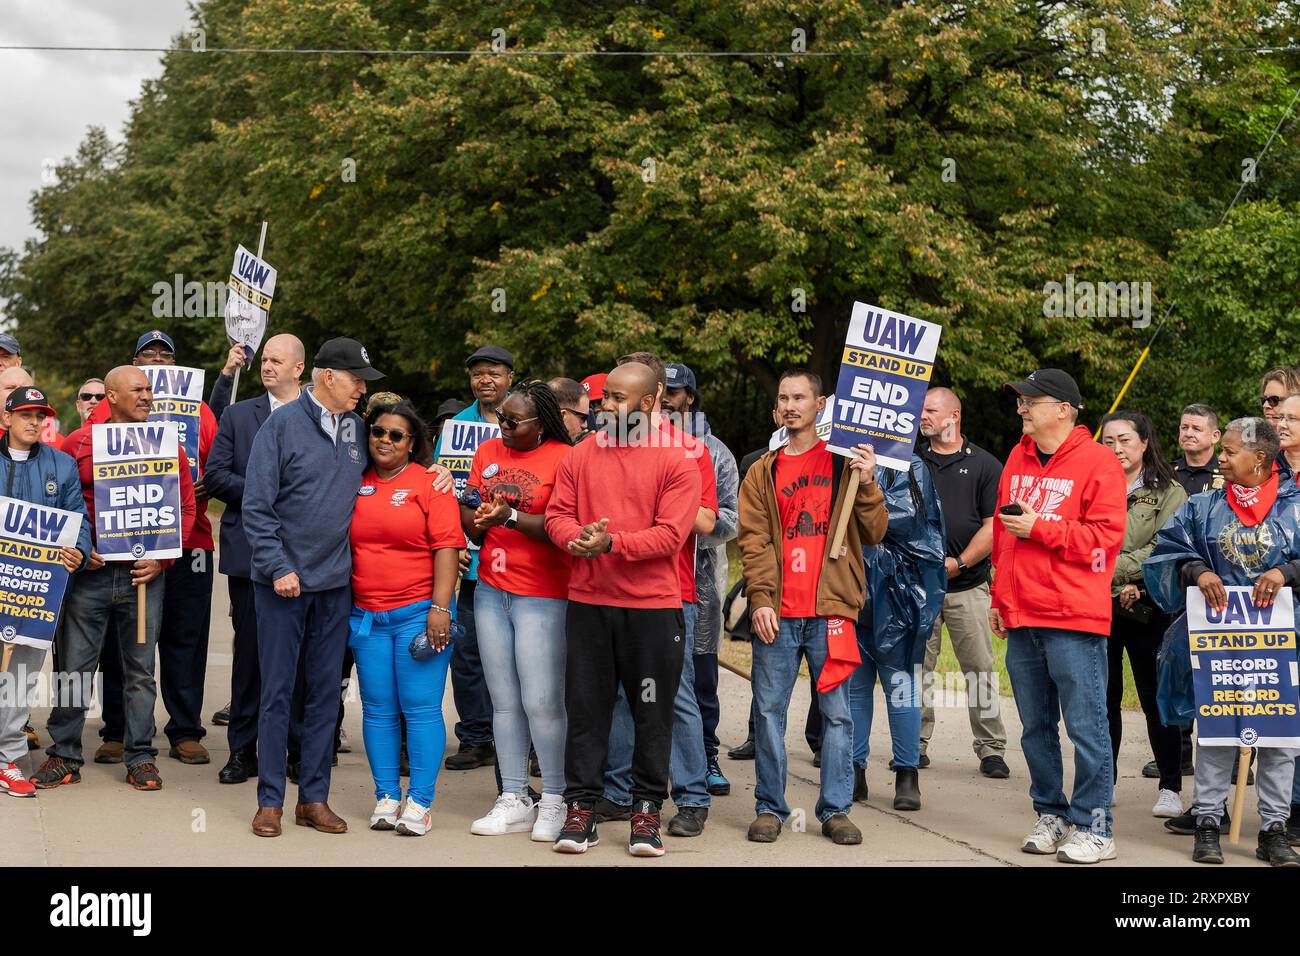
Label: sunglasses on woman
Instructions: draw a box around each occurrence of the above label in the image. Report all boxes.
[369,425,410,442]
[499,415,538,429]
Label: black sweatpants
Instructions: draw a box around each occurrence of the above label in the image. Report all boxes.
[1108,598,1182,792]
[564,601,685,809]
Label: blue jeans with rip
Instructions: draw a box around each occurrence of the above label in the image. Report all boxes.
[604,600,709,808]
[1005,626,1113,835]
[348,599,452,807]
[474,580,567,797]
[752,616,853,823]
[849,654,921,770]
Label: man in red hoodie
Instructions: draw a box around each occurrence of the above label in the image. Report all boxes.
[544,361,701,858]
[991,368,1126,864]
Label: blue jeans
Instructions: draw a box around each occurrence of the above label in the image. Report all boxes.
[752,616,853,822]
[348,599,452,806]
[450,577,493,747]
[849,655,921,770]
[605,600,709,808]
[1005,627,1113,835]
[47,563,164,768]
[474,580,567,797]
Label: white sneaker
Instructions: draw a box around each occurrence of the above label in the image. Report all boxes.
[532,795,566,842]
[470,792,535,836]
[1021,813,1075,854]
[1152,788,1183,818]
[395,798,432,836]
[370,797,402,830]
[1056,830,1117,864]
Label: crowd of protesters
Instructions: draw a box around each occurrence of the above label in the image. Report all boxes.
[3,329,1300,868]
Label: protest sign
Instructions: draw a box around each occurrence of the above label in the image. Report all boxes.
[1186,585,1300,748]
[224,243,275,355]
[0,496,81,650]
[143,365,204,483]
[827,302,942,471]
[769,400,833,451]
[436,419,501,498]
[92,422,184,561]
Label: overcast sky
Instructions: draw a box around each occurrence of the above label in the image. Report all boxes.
[0,0,193,256]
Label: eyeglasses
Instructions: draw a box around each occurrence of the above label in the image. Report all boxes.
[369,425,410,442]
[1015,397,1063,409]
[499,415,538,430]
[137,349,175,361]
[78,392,105,401]
[1261,395,1285,408]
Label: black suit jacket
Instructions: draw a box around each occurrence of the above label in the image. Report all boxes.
[205,393,272,578]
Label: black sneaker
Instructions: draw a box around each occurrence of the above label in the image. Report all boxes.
[1286,804,1300,847]
[979,755,1010,779]
[593,796,632,822]
[628,801,665,857]
[1257,823,1300,867]
[444,741,496,771]
[1141,759,1160,779]
[1164,803,1230,835]
[666,805,707,837]
[727,737,756,760]
[812,750,821,768]
[30,756,80,789]
[211,702,231,726]
[553,803,599,853]
[1192,821,1223,864]
[126,762,163,791]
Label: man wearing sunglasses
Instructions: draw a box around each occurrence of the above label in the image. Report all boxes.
[431,345,516,772]
[548,377,592,443]
[76,378,106,424]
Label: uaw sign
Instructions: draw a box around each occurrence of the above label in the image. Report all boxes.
[828,302,942,471]
[0,497,81,649]
[92,422,184,561]
[224,244,276,353]
[1186,585,1300,748]
[144,365,204,482]
[437,420,501,498]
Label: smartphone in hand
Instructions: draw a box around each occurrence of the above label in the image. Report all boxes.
[999,503,1024,516]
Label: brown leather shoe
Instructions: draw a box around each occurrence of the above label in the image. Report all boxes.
[295,801,348,833]
[168,740,210,764]
[94,740,124,764]
[252,806,283,837]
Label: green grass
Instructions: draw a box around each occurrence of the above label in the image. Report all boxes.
[724,541,1141,709]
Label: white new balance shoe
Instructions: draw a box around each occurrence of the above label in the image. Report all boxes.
[1056,830,1117,864]
[1152,789,1183,818]
[532,794,566,842]
[470,792,536,836]
[370,797,402,830]
[1021,813,1075,854]
[396,798,432,836]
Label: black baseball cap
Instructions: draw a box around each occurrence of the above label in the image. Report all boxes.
[135,330,175,355]
[435,398,467,421]
[665,363,697,394]
[0,334,20,355]
[465,345,514,371]
[313,337,386,380]
[1005,368,1083,409]
[6,386,54,416]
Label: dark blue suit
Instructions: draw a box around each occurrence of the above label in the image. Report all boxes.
[206,394,281,758]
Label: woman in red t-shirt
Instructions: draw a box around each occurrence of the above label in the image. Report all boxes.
[349,399,463,837]
[461,381,574,842]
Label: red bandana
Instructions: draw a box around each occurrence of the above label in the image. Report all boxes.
[1225,467,1279,527]
[816,617,861,693]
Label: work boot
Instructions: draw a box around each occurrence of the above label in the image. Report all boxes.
[821,813,862,845]
[252,806,283,837]
[747,813,782,843]
[94,740,124,764]
[894,767,921,811]
[853,764,869,803]
[444,741,496,770]
[1257,823,1300,867]
[666,805,707,837]
[168,740,210,765]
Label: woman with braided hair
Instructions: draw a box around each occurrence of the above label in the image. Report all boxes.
[461,380,576,842]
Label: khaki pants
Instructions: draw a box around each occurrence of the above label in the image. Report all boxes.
[920,582,1007,759]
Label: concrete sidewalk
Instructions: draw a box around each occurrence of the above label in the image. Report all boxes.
[2,585,1263,867]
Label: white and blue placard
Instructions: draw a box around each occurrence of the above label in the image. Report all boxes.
[92,422,184,561]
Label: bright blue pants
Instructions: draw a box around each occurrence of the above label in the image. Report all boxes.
[348,599,453,806]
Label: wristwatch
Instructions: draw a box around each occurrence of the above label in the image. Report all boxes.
[505,508,519,529]
[956,559,968,573]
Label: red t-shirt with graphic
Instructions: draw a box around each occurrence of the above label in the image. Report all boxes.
[350,466,464,612]
[775,440,834,618]
[468,437,573,599]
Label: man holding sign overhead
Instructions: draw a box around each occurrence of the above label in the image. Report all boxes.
[0,387,89,798]
[36,367,195,793]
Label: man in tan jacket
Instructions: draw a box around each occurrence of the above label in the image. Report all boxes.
[738,369,888,846]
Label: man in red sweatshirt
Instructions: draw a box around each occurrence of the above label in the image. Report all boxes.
[33,365,196,793]
[544,361,701,858]
[990,368,1126,865]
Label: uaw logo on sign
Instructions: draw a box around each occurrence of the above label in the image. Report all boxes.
[1186,585,1300,749]
[0,495,83,650]
[225,244,276,353]
[143,365,204,483]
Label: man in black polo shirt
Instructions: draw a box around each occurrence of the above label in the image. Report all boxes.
[1171,403,1223,496]
[916,387,1010,778]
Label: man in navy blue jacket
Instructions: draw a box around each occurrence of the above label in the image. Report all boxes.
[242,338,382,837]
[204,333,305,785]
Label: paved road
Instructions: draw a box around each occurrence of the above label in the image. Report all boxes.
[4,582,1256,867]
